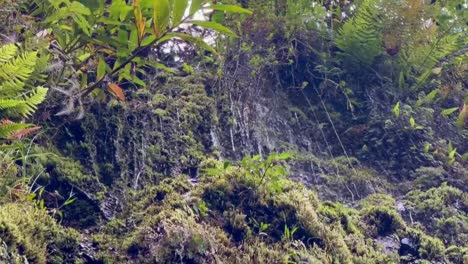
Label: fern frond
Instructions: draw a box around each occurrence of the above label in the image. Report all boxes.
[0,43,48,140]
[0,122,32,139]
[0,99,27,111]
[335,0,383,67]
[9,126,41,139]
[0,44,18,63]
[0,50,39,98]
[24,87,48,114]
[412,33,466,89]
[0,86,48,118]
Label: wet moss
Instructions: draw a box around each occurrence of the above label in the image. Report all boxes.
[405,183,468,246]
[0,202,79,264]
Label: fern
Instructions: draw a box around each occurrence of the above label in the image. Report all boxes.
[0,44,18,62]
[335,0,383,68]
[0,44,48,139]
[0,122,32,139]
[412,33,466,90]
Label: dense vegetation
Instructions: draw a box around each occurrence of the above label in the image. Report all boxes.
[0,0,467,263]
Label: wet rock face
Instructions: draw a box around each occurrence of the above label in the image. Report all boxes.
[375,236,400,254]
[399,237,418,259]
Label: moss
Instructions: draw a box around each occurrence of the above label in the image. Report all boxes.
[405,183,468,246]
[224,210,252,241]
[445,245,468,264]
[122,209,233,263]
[0,154,18,197]
[318,201,360,235]
[360,206,406,237]
[0,202,79,264]
[418,234,445,260]
[359,193,396,209]
[359,195,403,239]
[411,166,447,189]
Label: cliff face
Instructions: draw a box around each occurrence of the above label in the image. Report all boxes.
[3,1,466,263]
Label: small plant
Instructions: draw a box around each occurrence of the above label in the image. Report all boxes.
[251,218,270,234]
[0,43,48,139]
[446,141,457,166]
[192,200,208,218]
[282,224,298,241]
[240,152,293,193]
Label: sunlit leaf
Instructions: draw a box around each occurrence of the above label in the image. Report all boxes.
[97,57,107,80]
[153,0,170,38]
[392,101,400,118]
[211,4,252,14]
[191,20,237,36]
[441,107,459,116]
[409,117,416,128]
[190,0,204,15]
[70,2,91,15]
[163,32,217,54]
[134,0,146,45]
[173,0,189,25]
[456,103,467,129]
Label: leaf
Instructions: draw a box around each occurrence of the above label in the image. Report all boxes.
[211,4,252,14]
[107,83,126,102]
[153,0,170,38]
[8,126,41,140]
[72,14,91,35]
[278,152,293,160]
[426,89,439,102]
[392,101,400,118]
[191,20,237,36]
[77,53,91,62]
[456,103,466,129]
[63,198,77,206]
[190,0,204,15]
[409,117,416,128]
[163,32,217,54]
[97,57,107,80]
[416,89,439,107]
[141,35,156,46]
[431,67,442,74]
[70,2,91,15]
[134,0,146,45]
[173,0,188,25]
[129,28,139,51]
[441,107,459,116]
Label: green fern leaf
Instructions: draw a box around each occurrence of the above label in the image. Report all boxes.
[0,123,31,139]
[0,44,18,63]
[335,0,383,68]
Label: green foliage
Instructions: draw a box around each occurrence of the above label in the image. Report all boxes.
[335,0,382,68]
[0,202,79,264]
[21,0,251,113]
[0,43,48,139]
[405,183,468,246]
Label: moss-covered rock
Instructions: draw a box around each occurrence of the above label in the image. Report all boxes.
[0,202,79,264]
[405,183,468,246]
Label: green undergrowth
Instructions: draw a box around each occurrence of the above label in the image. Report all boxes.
[0,202,79,264]
[86,156,466,263]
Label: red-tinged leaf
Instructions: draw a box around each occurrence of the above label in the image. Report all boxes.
[0,119,14,125]
[108,83,126,102]
[9,126,41,140]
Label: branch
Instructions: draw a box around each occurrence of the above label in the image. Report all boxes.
[77,12,201,98]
